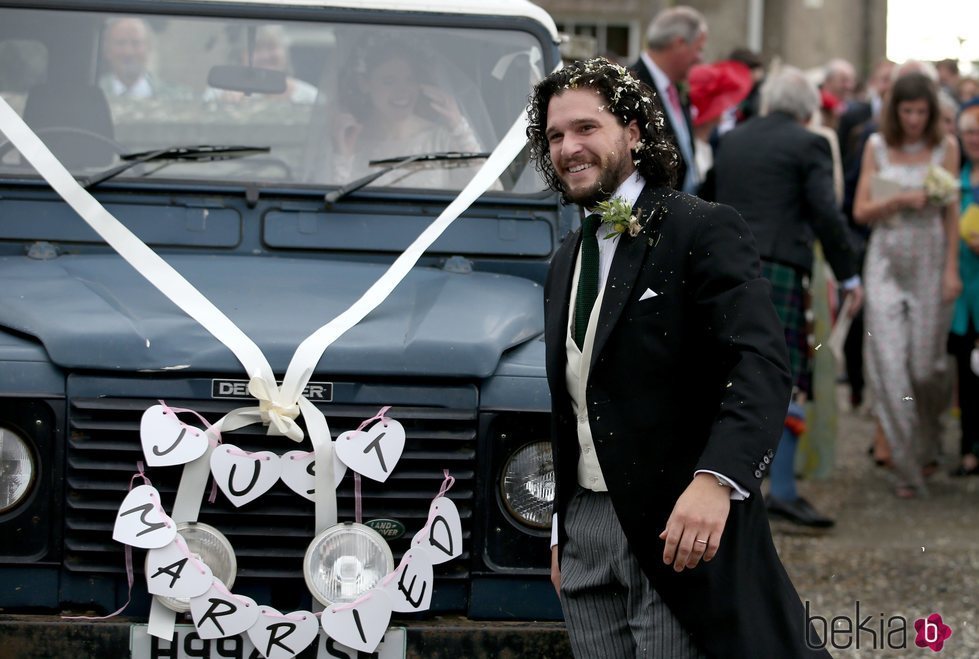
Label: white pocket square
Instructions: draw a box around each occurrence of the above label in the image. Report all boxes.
[639,288,659,301]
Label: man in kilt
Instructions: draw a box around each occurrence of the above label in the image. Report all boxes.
[714,66,863,529]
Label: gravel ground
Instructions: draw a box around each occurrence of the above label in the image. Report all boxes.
[774,388,978,658]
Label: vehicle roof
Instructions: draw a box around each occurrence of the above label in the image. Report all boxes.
[177,0,559,41]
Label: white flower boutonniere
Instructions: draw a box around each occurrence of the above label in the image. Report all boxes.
[595,197,643,239]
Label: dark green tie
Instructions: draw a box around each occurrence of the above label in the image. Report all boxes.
[574,213,602,349]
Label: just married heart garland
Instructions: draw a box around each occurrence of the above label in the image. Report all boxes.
[113,404,463,656]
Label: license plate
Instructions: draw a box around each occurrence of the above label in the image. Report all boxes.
[131,624,406,659]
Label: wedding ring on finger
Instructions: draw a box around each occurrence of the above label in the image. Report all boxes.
[694,539,708,546]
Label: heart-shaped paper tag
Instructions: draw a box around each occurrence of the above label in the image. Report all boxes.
[246,607,319,659]
[210,445,282,507]
[112,484,176,549]
[190,580,259,639]
[411,496,463,565]
[334,420,405,483]
[381,547,434,613]
[321,590,393,654]
[145,535,213,599]
[140,404,210,467]
[280,449,347,501]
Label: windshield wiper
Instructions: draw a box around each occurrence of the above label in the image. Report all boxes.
[83,144,270,189]
[324,151,489,206]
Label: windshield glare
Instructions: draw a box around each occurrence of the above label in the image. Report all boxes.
[0,8,546,194]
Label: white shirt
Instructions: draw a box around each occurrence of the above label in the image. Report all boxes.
[550,172,747,547]
[108,74,154,99]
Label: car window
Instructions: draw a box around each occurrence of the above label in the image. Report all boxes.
[0,7,546,194]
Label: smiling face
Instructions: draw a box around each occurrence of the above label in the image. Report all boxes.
[897,98,931,142]
[363,57,419,123]
[544,88,640,207]
[103,18,150,86]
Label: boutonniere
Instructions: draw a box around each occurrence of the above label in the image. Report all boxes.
[595,197,644,239]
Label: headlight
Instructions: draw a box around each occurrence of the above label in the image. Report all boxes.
[304,522,394,606]
[157,522,236,612]
[500,441,554,529]
[0,426,36,514]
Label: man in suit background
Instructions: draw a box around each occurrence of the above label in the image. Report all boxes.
[528,58,828,657]
[630,6,705,194]
[714,66,863,529]
[99,17,188,100]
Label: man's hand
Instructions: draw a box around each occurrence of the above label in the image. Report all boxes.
[550,545,561,594]
[658,473,731,572]
[845,284,865,317]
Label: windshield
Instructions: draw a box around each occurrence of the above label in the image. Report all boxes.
[0,6,547,194]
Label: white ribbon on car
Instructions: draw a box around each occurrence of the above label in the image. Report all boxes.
[0,94,532,636]
[0,96,530,437]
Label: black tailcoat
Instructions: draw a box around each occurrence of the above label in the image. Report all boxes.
[544,185,831,658]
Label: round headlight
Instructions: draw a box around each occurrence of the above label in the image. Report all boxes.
[0,426,36,514]
[500,441,554,529]
[304,522,394,607]
[156,522,236,612]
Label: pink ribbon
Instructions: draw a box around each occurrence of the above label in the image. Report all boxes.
[416,470,455,539]
[62,462,151,620]
[159,400,222,503]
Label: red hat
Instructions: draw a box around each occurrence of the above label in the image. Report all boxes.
[688,60,754,127]
[820,89,842,112]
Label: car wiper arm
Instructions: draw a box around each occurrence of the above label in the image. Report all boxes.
[324,151,489,206]
[84,144,270,189]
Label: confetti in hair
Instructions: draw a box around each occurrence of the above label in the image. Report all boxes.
[526,57,678,195]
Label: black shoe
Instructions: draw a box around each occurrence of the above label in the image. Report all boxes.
[766,496,835,528]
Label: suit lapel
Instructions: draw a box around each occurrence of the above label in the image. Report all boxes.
[544,229,580,400]
[589,185,668,373]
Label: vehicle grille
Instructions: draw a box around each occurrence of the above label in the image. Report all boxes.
[64,392,476,589]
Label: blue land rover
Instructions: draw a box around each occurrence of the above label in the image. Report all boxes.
[0,1,573,655]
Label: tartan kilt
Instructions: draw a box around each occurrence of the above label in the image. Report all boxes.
[761,259,812,397]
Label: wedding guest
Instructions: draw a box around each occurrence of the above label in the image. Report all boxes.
[853,72,962,498]
[837,59,895,411]
[957,78,979,105]
[99,17,186,99]
[207,25,318,105]
[949,98,979,477]
[631,6,707,194]
[714,66,862,528]
[821,58,856,110]
[936,58,960,100]
[686,59,753,182]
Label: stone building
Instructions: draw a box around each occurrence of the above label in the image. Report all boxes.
[537,0,888,81]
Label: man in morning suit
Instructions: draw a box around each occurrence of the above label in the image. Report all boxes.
[630,6,705,194]
[529,58,829,657]
[714,67,863,530]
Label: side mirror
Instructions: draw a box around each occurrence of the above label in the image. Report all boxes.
[207,65,288,95]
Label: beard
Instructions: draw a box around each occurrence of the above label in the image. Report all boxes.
[558,139,634,207]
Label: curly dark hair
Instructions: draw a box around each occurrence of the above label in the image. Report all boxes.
[526,57,678,197]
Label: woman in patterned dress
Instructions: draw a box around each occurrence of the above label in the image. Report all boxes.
[853,72,962,498]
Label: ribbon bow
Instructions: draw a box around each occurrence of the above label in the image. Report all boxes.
[247,377,303,440]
